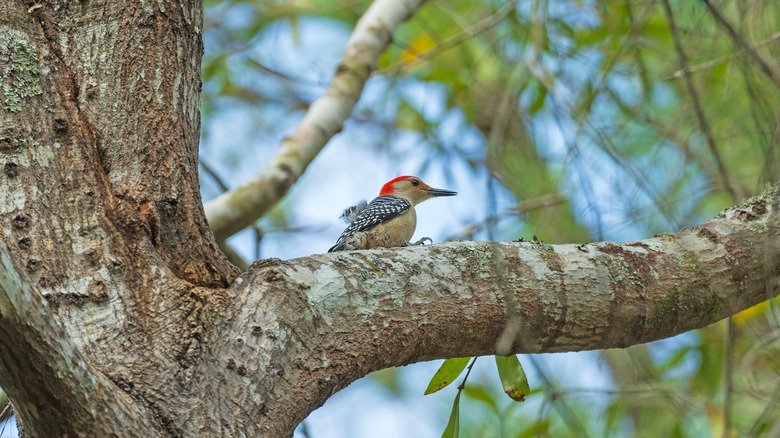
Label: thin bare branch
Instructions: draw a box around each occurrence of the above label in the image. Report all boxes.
[700,0,780,89]
[724,317,735,437]
[666,32,780,81]
[661,0,740,202]
[377,2,515,76]
[446,193,568,241]
[200,160,250,269]
[199,160,231,193]
[218,240,249,271]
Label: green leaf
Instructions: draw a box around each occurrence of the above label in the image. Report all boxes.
[526,84,547,114]
[441,391,461,438]
[424,357,470,395]
[463,384,499,414]
[495,355,530,402]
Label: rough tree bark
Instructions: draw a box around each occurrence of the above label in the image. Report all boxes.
[0,1,778,437]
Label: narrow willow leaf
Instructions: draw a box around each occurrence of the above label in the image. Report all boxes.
[463,384,499,414]
[495,355,531,402]
[441,391,461,438]
[424,357,470,395]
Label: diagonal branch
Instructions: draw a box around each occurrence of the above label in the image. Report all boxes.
[208,184,780,436]
[204,0,428,242]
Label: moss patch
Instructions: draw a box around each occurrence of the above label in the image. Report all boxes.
[653,289,680,332]
[0,30,42,113]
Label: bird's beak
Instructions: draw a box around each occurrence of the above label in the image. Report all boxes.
[423,187,457,197]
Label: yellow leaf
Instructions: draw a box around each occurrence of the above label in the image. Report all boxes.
[400,34,436,67]
[733,300,769,325]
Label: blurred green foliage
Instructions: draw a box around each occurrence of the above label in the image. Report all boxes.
[201,0,780,436]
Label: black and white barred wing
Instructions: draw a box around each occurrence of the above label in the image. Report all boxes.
[339,200,369,224]
[329,196,411,252]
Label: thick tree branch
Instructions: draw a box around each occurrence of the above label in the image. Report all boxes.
[0,242,157,437]
[206,186,779,436]
[204,0,428,241]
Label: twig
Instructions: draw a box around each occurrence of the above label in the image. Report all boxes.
[446,193,568,241]
[700,0,780,89]
[457,357,479,391]
[626,0,651,96]
[660,0,739,202]
[666,32,780,80]
[723,318,735,438]
[218,240,249,271]
[199,160,251,269]
[200,160,231,193]
[529,356,588,436]
[377,2,515,76]
[746,384,780,438]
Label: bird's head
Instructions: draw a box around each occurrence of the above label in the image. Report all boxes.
[379,176,457,205]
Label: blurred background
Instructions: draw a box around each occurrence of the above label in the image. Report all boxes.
[6,0,780,437]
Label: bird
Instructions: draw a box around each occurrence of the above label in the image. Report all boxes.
[328,176,456,252]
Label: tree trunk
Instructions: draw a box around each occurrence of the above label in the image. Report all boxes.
[0,1,778,437]
[1,0,236,435]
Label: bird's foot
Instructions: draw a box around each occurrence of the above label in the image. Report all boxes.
[411,237,433,246]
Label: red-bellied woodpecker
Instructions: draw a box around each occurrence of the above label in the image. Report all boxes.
[328,176,457,252]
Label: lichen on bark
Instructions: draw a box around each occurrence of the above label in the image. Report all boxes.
[0,29,42,113]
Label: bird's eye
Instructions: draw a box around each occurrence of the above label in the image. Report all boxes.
[410,179,420,186]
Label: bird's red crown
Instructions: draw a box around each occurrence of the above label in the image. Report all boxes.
[379,176,428,196]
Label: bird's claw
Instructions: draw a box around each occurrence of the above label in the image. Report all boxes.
[412,237,433,246]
